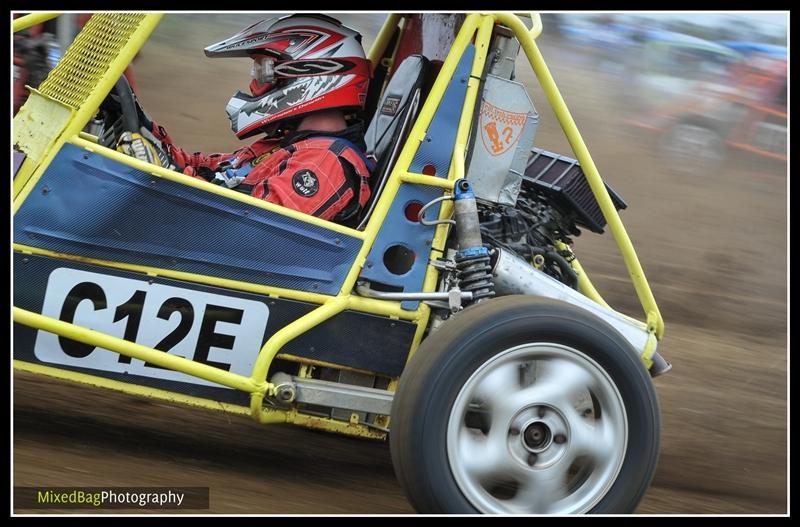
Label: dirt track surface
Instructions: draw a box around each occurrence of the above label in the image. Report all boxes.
[13,14,787,514]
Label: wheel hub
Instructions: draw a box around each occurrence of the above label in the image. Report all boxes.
[509,406,569,469]
[522,421,552,452]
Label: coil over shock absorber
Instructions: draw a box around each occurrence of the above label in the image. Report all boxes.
[453,179,495,302]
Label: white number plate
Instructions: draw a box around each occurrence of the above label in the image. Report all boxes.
[34,268,270,387]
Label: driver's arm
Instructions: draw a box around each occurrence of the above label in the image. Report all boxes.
[117,120,236,180]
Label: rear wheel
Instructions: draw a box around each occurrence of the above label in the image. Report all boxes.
[659,122,726,176]
[390,296,661,514]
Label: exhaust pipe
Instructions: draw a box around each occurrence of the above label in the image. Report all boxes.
[492,248,669,376]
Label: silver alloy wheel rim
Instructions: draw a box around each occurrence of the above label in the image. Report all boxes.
[446,343,628,514]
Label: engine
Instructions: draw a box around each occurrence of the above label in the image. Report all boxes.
[479,198,580,288]
[479,196,579,289]
[477,147,628,290]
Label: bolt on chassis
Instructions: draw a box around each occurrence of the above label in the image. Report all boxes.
[13,12,669,514]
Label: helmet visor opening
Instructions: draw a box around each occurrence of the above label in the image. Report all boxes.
[250,57,276,96]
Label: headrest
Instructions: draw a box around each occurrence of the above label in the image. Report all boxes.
[365,54,429,162]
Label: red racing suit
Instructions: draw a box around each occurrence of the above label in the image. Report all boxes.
[152,123,374,224]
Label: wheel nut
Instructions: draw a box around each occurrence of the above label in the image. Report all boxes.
[527,453,538,466]
[509,427,520,436]
[554,434,567,444]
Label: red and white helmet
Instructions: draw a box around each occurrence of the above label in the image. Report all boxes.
[205,14,371,139]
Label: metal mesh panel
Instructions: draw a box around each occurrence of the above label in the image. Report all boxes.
[37,13,145,110]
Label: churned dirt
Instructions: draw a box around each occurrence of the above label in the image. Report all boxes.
[13,14,787,514]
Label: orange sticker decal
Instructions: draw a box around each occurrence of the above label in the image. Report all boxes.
[479,100,527,156]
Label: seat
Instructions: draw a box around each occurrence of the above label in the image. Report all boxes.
[357,54,429,229]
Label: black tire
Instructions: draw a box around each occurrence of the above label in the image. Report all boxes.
[390,295,661,514]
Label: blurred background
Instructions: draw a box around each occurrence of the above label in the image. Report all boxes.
[14,12,787,514]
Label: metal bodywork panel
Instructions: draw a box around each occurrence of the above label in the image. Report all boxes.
[12,90,74,165]
[14,144,362,296]
[14,252,416,406]
[292,376,394,415]
[486,25,520,79]
[467,74,539,205]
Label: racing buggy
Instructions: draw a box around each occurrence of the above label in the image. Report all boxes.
[13,12,669,514]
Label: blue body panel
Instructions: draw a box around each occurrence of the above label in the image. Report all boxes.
[13,253,416,392]
[14,144,361,295]
[360,45,474,309]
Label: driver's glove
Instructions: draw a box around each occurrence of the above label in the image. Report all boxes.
[145,121,222,179]
[211,164,253,189]
[116,131,175,169]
